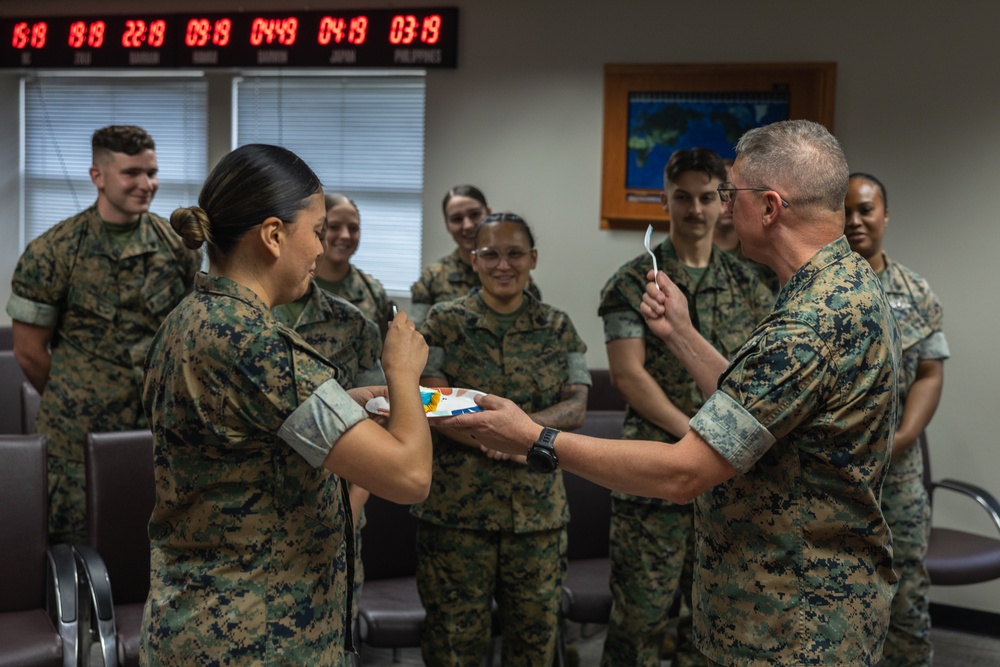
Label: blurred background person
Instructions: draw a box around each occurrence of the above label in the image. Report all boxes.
[713,157,779,293]
[314,193,391,337]
[409,184,540,327]
[845,172,948,667]
[273,223,387,626]
[6,124,200,545]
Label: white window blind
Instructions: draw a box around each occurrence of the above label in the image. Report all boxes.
[22,75,208,244]
[235,74,425,296]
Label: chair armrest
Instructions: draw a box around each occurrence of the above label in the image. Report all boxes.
[73,545,118,667]
[931,479,1000,535]
[47,544,79,667]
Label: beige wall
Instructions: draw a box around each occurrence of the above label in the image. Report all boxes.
[1,0,998,614]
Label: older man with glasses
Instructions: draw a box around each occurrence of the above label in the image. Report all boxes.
[438,119,901,666]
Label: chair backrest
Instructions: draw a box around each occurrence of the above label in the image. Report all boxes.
[85,430,155,605]
[0,324,12,351]
[21,381,41,435]
[0,350,28,434]
[587,369,627,412]
[361,494,419,580]
[564,471,612,561]
[0,434,48,612]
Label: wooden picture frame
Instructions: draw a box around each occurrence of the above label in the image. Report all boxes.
[600,62,837,231]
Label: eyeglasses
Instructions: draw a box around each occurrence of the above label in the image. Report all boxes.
[473,246,532,266]
[717,182,790,208]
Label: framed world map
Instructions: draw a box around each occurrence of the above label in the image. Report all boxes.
[600,63,836,231]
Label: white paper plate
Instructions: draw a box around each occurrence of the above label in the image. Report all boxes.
[365,387,485,419]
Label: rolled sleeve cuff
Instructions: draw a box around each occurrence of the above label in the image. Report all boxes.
[689,391,776,474]
[917,331,950,361]
[567,353,592,386]
[277,378,369,468]
[601,310,646,342]
[6,293,59,327]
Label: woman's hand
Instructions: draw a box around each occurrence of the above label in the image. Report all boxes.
[381,310,428,382]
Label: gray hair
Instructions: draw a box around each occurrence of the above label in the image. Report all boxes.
[735,120,848,213]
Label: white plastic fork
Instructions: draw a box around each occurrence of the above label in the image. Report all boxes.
[644,224,660,291]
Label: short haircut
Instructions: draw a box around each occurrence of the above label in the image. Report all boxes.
[735,120,848,213]
[664,147,727,187]
[849,172,889,211]
[92,125,155,164]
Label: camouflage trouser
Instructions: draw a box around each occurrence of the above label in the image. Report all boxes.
[416,521,566,667]
[879,475,933,667]
[601,499,707,667]
[353,508,365,627]
[48,455,87,545]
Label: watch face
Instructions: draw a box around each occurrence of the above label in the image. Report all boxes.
[527,447,558,473]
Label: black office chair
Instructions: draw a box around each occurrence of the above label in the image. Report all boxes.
[0,433,79,667]
[558,376,622,665]
[0,350,29,433]
[920,432,1000,585]
[22,380,41,434]
[355,493,425,660]
[74,430,155,667]
[0,323,12,350]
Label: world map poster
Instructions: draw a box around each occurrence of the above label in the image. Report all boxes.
[626,91,790,190]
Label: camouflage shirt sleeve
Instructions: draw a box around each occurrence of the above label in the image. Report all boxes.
[278,377,368,468]
[6,230,73,326]
[419,303,447,378]
[692,319,837,470]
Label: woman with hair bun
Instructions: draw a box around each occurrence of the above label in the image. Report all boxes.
[141,143,432,666]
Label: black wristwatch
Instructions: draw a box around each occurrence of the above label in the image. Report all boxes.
[527,427,560,473]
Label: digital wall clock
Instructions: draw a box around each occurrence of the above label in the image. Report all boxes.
[1,8,458,69]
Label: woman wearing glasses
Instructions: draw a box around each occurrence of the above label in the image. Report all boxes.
[845,172,948,667]
[415,212,590,666]
[409,185,541,327]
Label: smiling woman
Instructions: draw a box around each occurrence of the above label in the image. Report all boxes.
[413,211,591,665]
[313,193,389,331]
[140,143,432,666]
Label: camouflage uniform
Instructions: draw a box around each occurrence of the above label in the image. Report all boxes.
[597,240,773,667]
[141,273,368,666]
[689,237,901,666]
[272,282,385,390]
[319,264,390,338]
[878,255,949,667]
[273,282,386,627]
[414,291,590,667]
[5,205,200,545]
[409,248,542,327]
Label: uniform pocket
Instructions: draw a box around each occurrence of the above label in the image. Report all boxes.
[67,284,116,321]
[145,275,187,316]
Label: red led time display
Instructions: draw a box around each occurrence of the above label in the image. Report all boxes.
[184,19,232,48]
[1,8,458,69]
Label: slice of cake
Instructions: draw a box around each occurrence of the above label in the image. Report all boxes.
[420,387,442,413]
